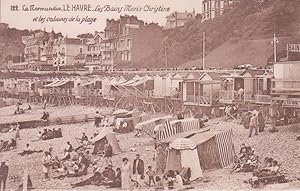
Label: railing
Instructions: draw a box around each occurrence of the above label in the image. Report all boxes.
[186,95,211,106]
[219,90,244,101]
[86,61,102,66]
[254,95,271,104]
[272,79,300,91]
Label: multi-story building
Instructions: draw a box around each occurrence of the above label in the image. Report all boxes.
[52,36,88,70]
[103,15,163,69]
[165,10,196,29]
[202,0,234,21]
[22,31,48,63]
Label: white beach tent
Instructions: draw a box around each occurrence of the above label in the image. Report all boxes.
[166,138,203,181]
[90,127,122,155]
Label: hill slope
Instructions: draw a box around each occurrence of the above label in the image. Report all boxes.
[0,25,30,65]
[140,0,300,69]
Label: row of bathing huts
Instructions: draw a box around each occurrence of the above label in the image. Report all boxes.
[0,68,297,113]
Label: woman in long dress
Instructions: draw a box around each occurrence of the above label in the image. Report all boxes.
[121,157,131,189]
[15,123,20,139]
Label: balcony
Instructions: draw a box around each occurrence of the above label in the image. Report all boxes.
[185,95,212,106]
[219,90,271,104]
[272,79,300,93]
[86,61,102,66]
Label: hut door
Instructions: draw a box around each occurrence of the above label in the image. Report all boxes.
[234,78,244,91]
[200,84,204,96]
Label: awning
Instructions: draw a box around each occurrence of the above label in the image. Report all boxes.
[44,80,60,87]
[136,115,175,130]
[80,81,95,87]
[127,76,153,87]
[52,80,70,87]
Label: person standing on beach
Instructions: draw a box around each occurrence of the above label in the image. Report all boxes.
[43,99,47,109]
[133,154,144,185]
[42,152,52,180]
[15,123,20,140]
[249,113,258,137]
[0,161,9,191]
[257,107,265,132]
[121,158,131,189]
[94,111,101,127]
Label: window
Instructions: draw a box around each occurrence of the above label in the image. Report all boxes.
[127,39,131,48]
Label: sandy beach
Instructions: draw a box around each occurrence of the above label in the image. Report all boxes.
[1,102,300,190]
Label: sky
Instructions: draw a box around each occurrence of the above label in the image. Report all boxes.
[0,0,203,37]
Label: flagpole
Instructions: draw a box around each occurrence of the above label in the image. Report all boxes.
[273,33,277,63]
[202,32,206,70]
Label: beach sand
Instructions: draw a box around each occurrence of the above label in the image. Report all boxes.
[1,103,300,190]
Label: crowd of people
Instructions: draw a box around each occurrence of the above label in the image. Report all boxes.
[69,153,189,190]
[232,144,281,178]
[37,128,62,140]
[232,144,260,173]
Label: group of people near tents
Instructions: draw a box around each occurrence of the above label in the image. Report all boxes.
[70,153,188,190]
[37,128,62,140]
[43,142,92,180]
[232,144,260,173]
[232,144,286,187]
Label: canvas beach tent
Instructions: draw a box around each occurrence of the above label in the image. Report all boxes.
[90,128,122,155]
[159,129,235,172]
[166,138,203,181]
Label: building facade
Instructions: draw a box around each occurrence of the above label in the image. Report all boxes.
[202,0,234,21]
[165,10,196,29]
[52,37,88,70]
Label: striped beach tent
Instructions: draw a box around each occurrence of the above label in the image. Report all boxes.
[157,118,202,140]
[158,129,235,172]
[190,129,235,169]
[135,115,177,137]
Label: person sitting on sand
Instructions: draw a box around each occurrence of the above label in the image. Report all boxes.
[22,144,33,154]
[238,144,248,159]
[18,143,42,156]
[0,140,4,151]
[174,170,184,190]
[61,149,71,161]
[66,142,74,153]
[7,138,17,150]
[37,131,43,140]
[71,171,104,187]
[104,165,116,183]
[258,160,279,177]
[41,111,48,121]
[57,128,62,138]
[104,167,121,188]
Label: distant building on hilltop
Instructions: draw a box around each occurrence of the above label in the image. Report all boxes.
[165,10,196,29]
[202,0,234,21]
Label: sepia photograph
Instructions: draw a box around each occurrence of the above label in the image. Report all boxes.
[0,0,300,190]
